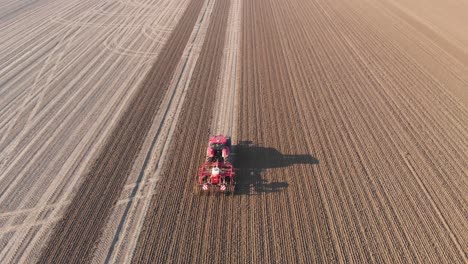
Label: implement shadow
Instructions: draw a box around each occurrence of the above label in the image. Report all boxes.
[233,141,319,196]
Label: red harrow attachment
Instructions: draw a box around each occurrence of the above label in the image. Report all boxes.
[195,161,235,194]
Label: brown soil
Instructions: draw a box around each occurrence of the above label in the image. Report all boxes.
[130,0,467,263]
[131,0,231,262]
[1,0,466,262]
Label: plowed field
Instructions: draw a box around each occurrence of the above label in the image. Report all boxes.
[0,0,467,262]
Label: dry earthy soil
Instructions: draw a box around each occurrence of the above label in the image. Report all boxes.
[0,0,467,263]
[131,0,468,263]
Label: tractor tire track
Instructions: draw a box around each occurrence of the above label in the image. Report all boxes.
[92,0,217,261]
[37,0,206,262]
[131,0,230,261]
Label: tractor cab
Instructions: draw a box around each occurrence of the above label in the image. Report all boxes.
[206,135,231,162]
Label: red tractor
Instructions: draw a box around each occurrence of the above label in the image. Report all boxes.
[196,135,235,194]
[206,135,231,162]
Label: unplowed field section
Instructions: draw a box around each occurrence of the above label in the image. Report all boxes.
[132,0,467,263]
[37,0,206,262]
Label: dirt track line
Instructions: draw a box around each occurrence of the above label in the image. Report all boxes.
[316,0,466,260]
[0,26,127,206]
[355,0,468,128]
[0,19,123,180]
[266,2,379,261]
[2,24,116,179]
[0,179,157,219]
[334,0,468,220]
[36,0,206,262]
[382,0,468,68]
[368,0,468,91]
[0,2,146,154]
[0,1,129,211]
[211,0,241,138]
[342,0,467,131]
[359,3,466,182]
[257,0,344,261]
[94,0,217,262]
[322,0,454,255]
[0,0,188,210]
[0,9,156,263]
[0,217,60,235]
[0,0,170,132]
[0,54,144,260]
[309,2,419,259]
[242,0,466,262]
[402,153,467,261]
[305,23,416,261]
[0,0,98,78]
[0,21,86,136]
[272,0,354,260]
[0,0,194,256]
[0,192,157,236]
[131,0,230,261]
[328,0,466,200]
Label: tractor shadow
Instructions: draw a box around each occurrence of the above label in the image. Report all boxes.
[233,141,319,196]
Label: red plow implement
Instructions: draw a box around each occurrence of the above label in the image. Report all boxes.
[195,161,235,195]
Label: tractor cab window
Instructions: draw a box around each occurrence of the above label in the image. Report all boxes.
[211,143,225,150]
